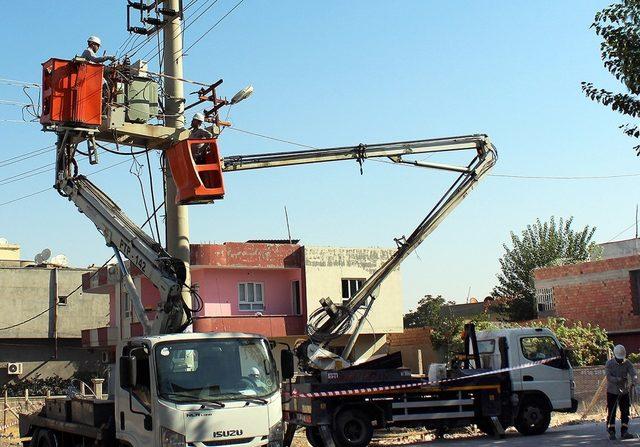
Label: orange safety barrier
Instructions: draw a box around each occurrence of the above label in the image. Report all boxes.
[40,58,103,127]
[166,138,225,205]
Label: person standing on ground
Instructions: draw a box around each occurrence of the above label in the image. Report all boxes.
[606,344,638,440]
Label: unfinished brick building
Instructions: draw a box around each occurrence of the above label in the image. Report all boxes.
[534,238,640,352]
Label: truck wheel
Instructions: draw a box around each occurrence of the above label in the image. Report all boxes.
[333,408,373,447]
[305,427,323,447]
[476,418,496,437]
[515,398,551,436]
[33,429,58,447]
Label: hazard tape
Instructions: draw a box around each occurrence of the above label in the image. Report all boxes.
[0,420,19,431]
[289,356,561,399]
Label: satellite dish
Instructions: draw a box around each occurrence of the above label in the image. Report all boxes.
[34,248,51,265]
[50,254,69,268]
[0,238,8,246]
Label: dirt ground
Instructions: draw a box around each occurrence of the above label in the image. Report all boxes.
[0,409,613,447]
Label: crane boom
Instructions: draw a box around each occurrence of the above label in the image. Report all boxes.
[220,133,497,371]
[58,175,190,335]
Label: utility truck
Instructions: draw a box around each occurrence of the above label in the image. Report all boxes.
[20,55,294,447]
[282,323,578,447]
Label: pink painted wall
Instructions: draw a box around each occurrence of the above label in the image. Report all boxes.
[191,267,303,316]
[109,289,116,326]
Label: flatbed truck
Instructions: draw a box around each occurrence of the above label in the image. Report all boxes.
[283,325,578,447]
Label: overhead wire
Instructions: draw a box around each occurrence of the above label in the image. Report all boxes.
[0,200,165,331]
[129,148,157,241]
[182,0,245,56]
[0,157,132,207]
[0,145,55,168]
[0,78,40,88]
[141,0,220,62]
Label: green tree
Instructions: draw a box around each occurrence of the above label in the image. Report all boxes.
[492,217,596,321]
[582,0,640,153]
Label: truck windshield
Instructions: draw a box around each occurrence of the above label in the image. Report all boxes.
[155,338,278,403]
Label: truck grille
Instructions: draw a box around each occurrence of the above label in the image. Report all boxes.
[188,436,267,446]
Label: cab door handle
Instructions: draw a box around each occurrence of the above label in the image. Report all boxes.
[523,375,534,382]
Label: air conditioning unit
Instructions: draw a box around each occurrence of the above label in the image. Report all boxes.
[7,363,23,375]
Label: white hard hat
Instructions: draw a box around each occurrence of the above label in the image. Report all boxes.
[193,112,205,122]
[249,367,260,377]
[614,344,626,360]
[87,36,101,46]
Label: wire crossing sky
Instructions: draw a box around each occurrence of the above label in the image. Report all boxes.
[0,1,637,310]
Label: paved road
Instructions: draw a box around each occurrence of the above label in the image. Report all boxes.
[419,422,640,446]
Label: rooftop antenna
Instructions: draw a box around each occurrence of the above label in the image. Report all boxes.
[636,204,638,239]
[284,206,292,244]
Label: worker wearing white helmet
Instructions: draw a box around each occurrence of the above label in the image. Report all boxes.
[81,36,116,64]
[248,366,267,393]
[605,344,637,440]
[189,112,213,164]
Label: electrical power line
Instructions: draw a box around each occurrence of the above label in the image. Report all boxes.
[0,78,40,88]
[182,0,245,56]
[0,145,55,167]
[489,173,640,180]
[0,157,131,207]
[0,200,165,331]
[0,99,30,107]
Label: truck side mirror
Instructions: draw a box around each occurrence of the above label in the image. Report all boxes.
[281,350,295,380]
[120,356,137,388]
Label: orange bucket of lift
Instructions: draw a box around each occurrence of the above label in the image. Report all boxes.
[166,138,225,205]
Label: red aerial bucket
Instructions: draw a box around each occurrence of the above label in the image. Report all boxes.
[166,138,225,205]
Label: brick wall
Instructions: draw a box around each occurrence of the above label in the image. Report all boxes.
[387,328,437,374]
[534,255,640,332]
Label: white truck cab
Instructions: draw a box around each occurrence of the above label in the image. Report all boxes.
[117,332,286,447]
[475,326,578,435]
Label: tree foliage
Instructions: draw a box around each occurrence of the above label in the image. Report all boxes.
[404,295,464,358]
[583,0,640,153]
[492,216,596,321]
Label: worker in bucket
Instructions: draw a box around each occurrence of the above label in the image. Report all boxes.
[606,344,638,440]
[81,36,116,64]
[189,112,213,164]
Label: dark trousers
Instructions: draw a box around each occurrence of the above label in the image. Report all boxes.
[607,392,631,433]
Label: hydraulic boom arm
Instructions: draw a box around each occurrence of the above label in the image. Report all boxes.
[221,134,497,371]
[57,174,191,335]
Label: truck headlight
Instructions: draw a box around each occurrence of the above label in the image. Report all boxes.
[161,427,186,447]
[268,421,284,446]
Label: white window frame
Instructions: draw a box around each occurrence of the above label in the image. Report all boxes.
[535,287,554,312]
[238,282,265,311]
[123,292,132,319]
[342,278,365,304]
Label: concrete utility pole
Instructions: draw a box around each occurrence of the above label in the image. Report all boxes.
[162,0,192,313]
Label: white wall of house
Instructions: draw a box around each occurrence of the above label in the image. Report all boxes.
[303,246,403,335]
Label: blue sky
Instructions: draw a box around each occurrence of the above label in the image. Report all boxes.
[0,1,637,312]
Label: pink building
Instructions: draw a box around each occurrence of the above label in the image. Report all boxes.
[82,241,403,363]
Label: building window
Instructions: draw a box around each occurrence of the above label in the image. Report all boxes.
[342,279,364,304]
[292,280,302,315]
[238,282,264,311]
[57,295,68,306]
[123,292,132,319]
[630,270,640,315]
[535,287,554,313]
